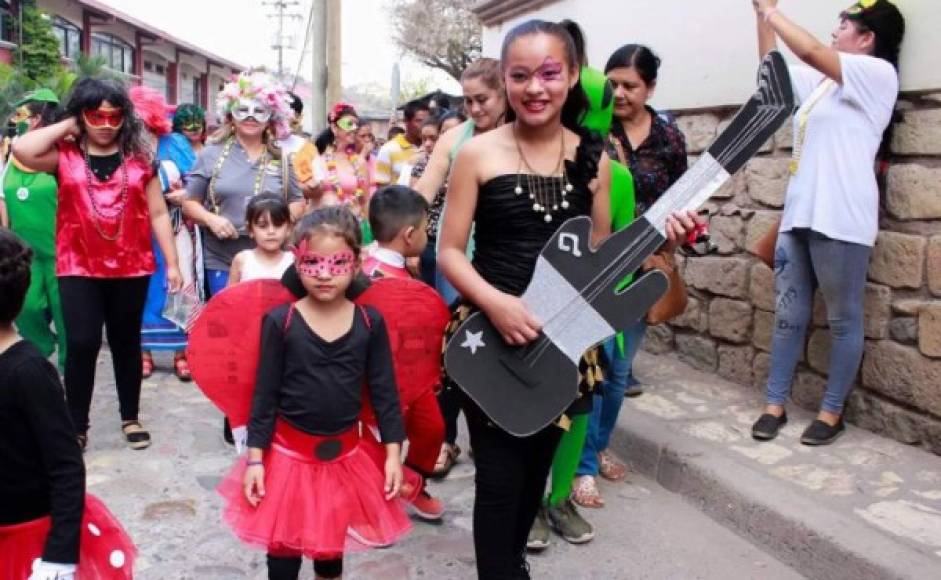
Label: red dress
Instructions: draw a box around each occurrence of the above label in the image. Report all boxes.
[0,495,136,580]
[55,141,156,278]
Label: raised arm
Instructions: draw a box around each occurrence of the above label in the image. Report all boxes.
[413,124,461,204]
[755,0,845,83]
[755,0,779,59]
[11,117,79,174]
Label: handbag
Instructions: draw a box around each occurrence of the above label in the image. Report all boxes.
[749,217,781,269]
[642,250,688,325]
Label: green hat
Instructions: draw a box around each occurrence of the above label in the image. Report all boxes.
[13,88,60,107]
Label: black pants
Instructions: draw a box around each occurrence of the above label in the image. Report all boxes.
[463,395,562,580]
[267,554,342,579]
[59,276,150,434]
[438,381,463,445]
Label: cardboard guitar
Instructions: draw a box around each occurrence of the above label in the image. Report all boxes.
[444,51,795,436]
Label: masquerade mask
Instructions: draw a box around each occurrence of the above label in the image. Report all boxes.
[293,241,356,278]
[231,99,272,123]
[82,107,124,129]
[508,59,565,87]
[12,106,32,136]
[181,121,204,132]
[336,116,359,132]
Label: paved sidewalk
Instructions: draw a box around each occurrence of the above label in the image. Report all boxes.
[81,350,802,579]
[613,351,941,580]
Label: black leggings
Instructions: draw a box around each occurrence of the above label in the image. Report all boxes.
[463,395,562,580]
[437,381,463,445]
[267,554,342,579]
[59,276,150,434]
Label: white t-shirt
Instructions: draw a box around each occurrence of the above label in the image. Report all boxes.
[240,249,294,281]
[781,53,898,246]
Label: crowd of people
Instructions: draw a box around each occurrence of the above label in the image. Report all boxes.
[0,0,907,578]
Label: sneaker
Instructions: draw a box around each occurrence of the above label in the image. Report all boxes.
[623,374,644,397]
[751,412,788,441]
[526,507,551,551]
[409,490,444,521]
[547,499,594,544]
[800,419,845,446]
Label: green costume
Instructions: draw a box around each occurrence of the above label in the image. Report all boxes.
[2,158,66,369]
[545,66,636,511]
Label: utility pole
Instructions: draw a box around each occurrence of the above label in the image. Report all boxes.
[264,0,303,79]
[326,0,342,108]
[310,0,327,130]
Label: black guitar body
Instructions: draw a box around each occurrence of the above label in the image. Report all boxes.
[445,52,795,436]
[445,217,669,436]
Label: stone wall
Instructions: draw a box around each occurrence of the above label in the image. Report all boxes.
[644,92,941,454]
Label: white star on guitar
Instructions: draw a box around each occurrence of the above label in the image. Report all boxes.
[461,330,486,355]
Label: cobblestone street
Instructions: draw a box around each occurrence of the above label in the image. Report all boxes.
[82,351,802,579]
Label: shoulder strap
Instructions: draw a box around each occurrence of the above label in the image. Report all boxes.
[359,305,372,330]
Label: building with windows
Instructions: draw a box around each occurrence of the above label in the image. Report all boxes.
[1,0,242,109]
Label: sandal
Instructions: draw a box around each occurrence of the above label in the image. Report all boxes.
[121,420,152,450]
[173,352,192,382]
[572,475,605,508]
[431,443,461,479]
[598,450,628,482]
[141,352,154,379]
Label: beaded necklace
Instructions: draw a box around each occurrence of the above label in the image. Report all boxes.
[323,148,370,216]
[208,137,269,215]
[82,140,129,241]
[512,123,573,224]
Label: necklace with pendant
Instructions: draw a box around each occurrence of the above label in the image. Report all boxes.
[512,122,573,224]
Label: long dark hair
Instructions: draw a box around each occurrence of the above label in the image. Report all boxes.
[24,100,60,128]
[63,77,148,158]
[844,0,905,70]
[500,19,590,133]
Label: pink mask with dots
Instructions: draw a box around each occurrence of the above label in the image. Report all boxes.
[292,240,356,278]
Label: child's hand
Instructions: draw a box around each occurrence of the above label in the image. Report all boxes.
[243,464,266,507]
[384,455,403,500]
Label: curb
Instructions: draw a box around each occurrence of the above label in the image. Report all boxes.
[610,407,940,580]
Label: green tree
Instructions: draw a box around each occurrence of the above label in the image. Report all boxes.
[13,0,62,85]
[388,0,481,82]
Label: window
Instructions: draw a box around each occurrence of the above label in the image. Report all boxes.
[193,76,202,107]
[1,4,16,44]
[51,17,82,58]
[91,32,134,74]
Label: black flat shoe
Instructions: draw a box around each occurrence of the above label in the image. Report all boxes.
[800,419,845,446]
[751,412,787,441]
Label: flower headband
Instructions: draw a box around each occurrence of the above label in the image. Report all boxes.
[217,71,293,139]
[328,102,358,124]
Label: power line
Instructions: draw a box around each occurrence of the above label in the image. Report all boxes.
[292,0,316,90]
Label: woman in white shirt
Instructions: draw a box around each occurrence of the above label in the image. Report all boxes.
[750,0,905,445]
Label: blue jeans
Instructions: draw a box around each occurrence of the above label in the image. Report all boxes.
[766,229,871,414]
[206,269,229,298]
[577,321,647,477]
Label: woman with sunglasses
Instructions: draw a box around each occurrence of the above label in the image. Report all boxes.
[12,77,182,451]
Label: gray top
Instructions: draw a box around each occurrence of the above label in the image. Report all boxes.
[186,140,303,271]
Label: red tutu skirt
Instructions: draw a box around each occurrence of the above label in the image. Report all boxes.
[0,494,136,579]
[218,420,412,559]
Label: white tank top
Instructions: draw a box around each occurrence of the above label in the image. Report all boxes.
[240,250,294,281]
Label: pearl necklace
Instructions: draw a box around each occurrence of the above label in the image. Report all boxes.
[512,123,573,224]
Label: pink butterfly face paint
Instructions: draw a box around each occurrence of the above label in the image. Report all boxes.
[507,58,565,88]
[293,240,356,278]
